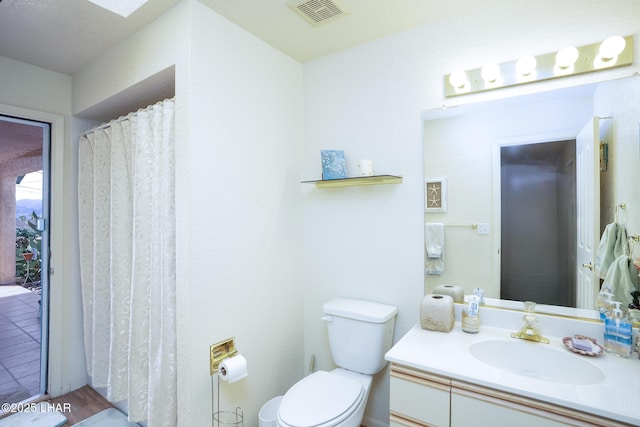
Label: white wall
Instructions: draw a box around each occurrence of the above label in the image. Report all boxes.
[302,1,640,424]
[182,2,304,426]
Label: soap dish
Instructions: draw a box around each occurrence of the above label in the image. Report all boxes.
[562,335,603,357]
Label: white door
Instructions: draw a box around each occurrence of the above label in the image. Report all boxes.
[576,117,600,309]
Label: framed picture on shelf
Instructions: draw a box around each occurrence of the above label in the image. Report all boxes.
[425,177,447,212]
[321,150,347,180]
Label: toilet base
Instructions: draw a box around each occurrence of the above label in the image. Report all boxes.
[277,368,373,427]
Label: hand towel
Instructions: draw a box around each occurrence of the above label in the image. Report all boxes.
[602,254,639,307]
[425,223,444,275]
[596,222,628,279]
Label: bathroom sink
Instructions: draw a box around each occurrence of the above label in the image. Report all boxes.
[469,340,605,385]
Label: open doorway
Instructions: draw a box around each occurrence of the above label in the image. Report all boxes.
[500,139,577,306]
[0,115,50,405]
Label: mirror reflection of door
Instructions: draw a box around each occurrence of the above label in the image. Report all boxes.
[500,139,577,307]
[0,115,50,404]
[576,117,601,310]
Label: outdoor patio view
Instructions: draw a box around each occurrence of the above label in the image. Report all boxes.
[0,171,43,405]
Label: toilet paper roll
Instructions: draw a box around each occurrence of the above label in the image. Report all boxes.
[420,294,454,332]
[433,284,464,303]
[218,354,248,383]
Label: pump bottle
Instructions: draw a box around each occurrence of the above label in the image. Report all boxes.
[604,302,632,358]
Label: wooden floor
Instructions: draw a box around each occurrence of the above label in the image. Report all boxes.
[48,385,115,426]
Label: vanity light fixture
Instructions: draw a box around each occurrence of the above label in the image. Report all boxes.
[481,63,502,87]
[444,35,634,97]
[515,55,537,81]
[448,70,470,93]
[595,35,627,69]
[555,46,579,70]
[599,36,627,60]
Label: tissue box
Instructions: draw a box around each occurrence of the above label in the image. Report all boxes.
[420,294,455,332]
[433,284,464,303]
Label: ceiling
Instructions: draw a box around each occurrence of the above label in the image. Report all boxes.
[0,0,182,75]
[0,117,43,173]
[0,0,498,75]
[0,0,487,161]
[0,0,511,146]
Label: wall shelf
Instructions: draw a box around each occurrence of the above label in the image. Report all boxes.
[301,175,402,188]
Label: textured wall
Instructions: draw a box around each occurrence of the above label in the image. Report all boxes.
[302,1,640,425]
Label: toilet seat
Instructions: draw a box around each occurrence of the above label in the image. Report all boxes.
[278,371,365,427]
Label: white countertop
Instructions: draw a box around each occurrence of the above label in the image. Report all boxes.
[386,322,640,425]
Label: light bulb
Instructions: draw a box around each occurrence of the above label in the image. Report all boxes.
[448,70,468,89]
[555,46,579,69]
[481,63,501,83]
[516,55,537,76]
[599,36,626,60]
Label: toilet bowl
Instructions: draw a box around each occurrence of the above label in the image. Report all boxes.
[277,369,372,427]
[276,298,397,427]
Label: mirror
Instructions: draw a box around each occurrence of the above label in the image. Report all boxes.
[423,75,640,319]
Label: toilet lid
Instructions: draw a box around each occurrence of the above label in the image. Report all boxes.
[278,371,364,427]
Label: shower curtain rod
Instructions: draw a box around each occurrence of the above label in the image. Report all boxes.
[80,97,175,138]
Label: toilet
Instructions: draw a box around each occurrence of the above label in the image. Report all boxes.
[277,298,397,427]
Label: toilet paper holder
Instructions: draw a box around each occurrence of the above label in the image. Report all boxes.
[212,364,245,427]
[213,407,244,427]
[210,337,238,375]
[210,337,245,426]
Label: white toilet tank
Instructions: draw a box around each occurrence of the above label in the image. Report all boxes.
[322,298,397,375]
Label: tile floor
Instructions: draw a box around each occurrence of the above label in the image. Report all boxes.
[0,286,41,403]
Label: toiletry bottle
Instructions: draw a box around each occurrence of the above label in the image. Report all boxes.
[596,288,613,321]
[603,302,619,353]
[604,302,632,358]
[462,295,480,333]
[473,287,485,305]
[616,307,632,358]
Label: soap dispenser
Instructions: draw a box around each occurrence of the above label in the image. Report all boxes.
[595,286,613,321]
[604,302,632,358]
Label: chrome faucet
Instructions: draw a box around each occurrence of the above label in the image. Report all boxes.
[511,301,549,344]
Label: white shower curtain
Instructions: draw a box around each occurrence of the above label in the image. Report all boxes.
[77,99,176,426]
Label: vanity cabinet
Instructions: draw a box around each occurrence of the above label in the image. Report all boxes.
[390,364,633,427]
[450,383,568,427]
[390,365,450,427]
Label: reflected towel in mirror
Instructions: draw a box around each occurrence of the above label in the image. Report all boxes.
[602,254,639,307]
[425,223,444,275]
[596,222,628,279]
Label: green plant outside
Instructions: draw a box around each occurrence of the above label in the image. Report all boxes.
[15,211,42,284]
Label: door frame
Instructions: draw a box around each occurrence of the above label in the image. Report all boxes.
[491,131,578,301]
[0,114,50,395]
[0,102,66,397]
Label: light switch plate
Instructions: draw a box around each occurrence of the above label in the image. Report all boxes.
[477,223,490,235]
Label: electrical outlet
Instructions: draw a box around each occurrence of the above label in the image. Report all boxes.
[209,337,237,376]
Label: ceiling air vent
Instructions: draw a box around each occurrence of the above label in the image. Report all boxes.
[288,0,349,26]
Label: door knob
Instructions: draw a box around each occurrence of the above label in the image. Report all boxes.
[582,262,594,271]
